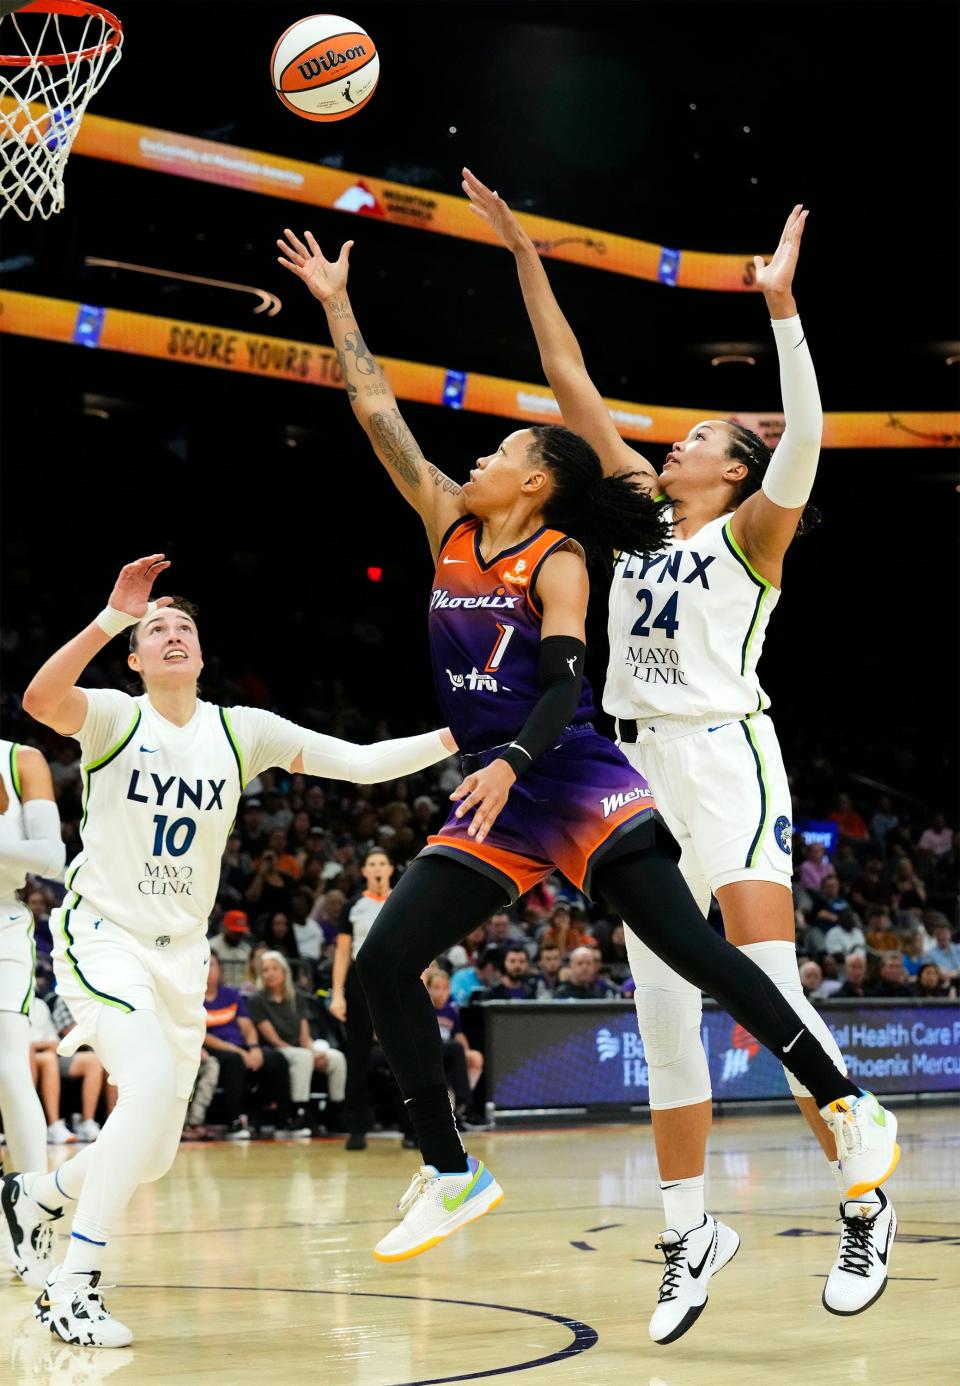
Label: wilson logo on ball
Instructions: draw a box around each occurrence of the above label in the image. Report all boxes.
[271,14,380,122]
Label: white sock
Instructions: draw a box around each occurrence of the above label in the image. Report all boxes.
[26,1148,91,1211]
[660,1174,705,1234]
[62,1222,110,1276]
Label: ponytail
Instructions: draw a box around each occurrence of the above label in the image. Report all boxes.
[532,425,671,562]
[725,421,822,536]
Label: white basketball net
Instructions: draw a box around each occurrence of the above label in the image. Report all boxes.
[0,1,122,220]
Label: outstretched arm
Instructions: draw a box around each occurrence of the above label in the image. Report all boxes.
[730,206,823,579]
[22,555,173,736]
[278,229,466,558]
[461,169,658,488]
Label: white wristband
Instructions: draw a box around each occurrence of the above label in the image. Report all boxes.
[94,601,157,638]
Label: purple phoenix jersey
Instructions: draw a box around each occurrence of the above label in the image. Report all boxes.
[429,517,595,754]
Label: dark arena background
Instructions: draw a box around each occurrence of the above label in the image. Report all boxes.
[0,3,958,1384]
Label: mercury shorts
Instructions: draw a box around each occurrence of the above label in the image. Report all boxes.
[421,723,665,903]
[0,904,35,1015]
[617,711,794,904]
[51,902,209,1100]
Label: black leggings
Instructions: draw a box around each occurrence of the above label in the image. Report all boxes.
[356,845,860,1115]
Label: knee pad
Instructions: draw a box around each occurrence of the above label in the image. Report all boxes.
[634,986,711,1110]
[738,940,846,1099]
[140,1100,188,1183]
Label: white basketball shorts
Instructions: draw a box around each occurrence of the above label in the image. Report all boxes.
[618,712,794,902]
[50,903,209,1100]
[0,903,35,1015]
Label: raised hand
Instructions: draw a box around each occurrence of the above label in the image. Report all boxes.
[107,555,173,619]
[753,205,808,298]
[277,228,353,302]
[461,167,529,253]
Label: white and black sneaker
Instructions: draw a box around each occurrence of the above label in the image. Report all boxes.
[823,1187,896,1315]
[35,1266,134,1348]
[1,1173,62,1289]
[649,1214,740,1345]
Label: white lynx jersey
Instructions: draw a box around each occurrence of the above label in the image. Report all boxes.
[63,690,310,942]
[0,739,27,904]
[604,513,781,724]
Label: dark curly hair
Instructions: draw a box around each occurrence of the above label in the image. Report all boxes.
[530,425,671,562]
[724,421,821,536]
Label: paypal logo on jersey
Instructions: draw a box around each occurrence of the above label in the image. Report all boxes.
[615,549,715,588]
[126,770,226,811]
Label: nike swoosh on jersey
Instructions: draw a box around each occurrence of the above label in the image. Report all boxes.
[442,557,466,565]
[687,1230,718,1279]
[139,745,160,753]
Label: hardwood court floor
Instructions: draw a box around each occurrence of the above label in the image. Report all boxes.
[3,1106,958,1386]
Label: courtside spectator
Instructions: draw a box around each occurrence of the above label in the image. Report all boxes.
[807,875,850,930]
[830,792,869,842]
[852,859,896,911]
[424,967,482,1121]
[249,952,323,1135]
[799,960,829,1001]
[451,944,502,1005]
[534,943,563,998]
[244,847,293,925]
[869,952,913,998]
[539,903,598,954]
[262,911,300,960]
[864,909,900,954]
[210,909,253,988]
[915,962,950,998]
[202,952,291,1139]
[554,947,617,1000]
[925,916,960,982]
[824,909,867,959]
[869,795,900,845]
[799,841,833,893]
[485,946,537,1000]
[917,813,953,859]
[835,953,869,998]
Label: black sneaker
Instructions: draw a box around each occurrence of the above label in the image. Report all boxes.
[345,1132,367,1151]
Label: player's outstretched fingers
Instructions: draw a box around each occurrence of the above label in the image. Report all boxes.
[283,227,310,258]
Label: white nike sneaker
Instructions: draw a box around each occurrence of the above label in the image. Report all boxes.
[823,1187,896,1315]
[35,1267,134,1348]
[1,1173,63,1289]
[649,1215,740,1345]
[74,1120,101,1143]
[373,1156,503,1263]
[48,1120,77,1146]
[820,1091,900,1198]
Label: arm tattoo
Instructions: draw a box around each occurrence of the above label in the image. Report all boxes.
[343,329,378,376]
[326,294,352,322]
[369,409,424,488]
[427,464,462,497]
[335,348,358,403]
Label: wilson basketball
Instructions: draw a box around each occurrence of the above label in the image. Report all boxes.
[270,14,379,122]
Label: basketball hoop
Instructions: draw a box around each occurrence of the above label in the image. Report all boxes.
[0,0,122,220]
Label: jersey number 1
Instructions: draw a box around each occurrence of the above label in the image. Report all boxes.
[485,623,515,672]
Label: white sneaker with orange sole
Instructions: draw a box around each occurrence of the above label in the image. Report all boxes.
[373,1156,503,1263]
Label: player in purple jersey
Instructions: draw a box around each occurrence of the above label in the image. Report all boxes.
[279,229,899,1282]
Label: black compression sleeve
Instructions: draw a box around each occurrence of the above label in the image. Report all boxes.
[497,635,585,777]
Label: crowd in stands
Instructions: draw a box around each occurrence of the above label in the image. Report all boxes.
[3,673,957,1144]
